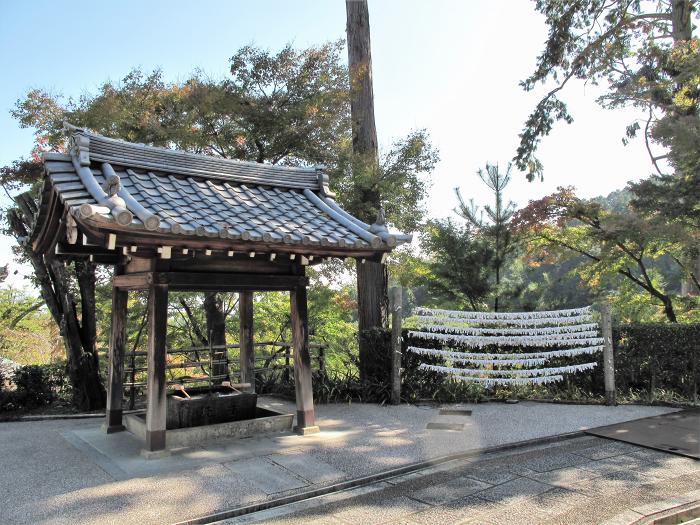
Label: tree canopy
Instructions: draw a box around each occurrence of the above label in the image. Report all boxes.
[516,0,698,181]
[3,40,439,406]
[511,186,699,322]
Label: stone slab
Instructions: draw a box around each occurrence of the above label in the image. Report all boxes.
[266,452,346,485]
[426,422,465,431]
[585,409,700,459]
[223,456,308,494]
[411,475,491,505]
[477,477,552,504]
[332,495,430,524]
[439,409,472,416]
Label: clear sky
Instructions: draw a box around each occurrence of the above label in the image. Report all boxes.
[0,0,658,287]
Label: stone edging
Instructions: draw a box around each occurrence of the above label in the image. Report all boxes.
[171,430,586,525]
[600,490,700,525]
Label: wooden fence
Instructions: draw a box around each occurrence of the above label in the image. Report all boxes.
[118,340,328,409]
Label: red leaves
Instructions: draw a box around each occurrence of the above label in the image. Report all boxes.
[511,186,579,233]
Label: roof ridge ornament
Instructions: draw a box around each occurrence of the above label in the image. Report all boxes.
[102,171,128,210]
[65,122,91,166]
[315,166,336,198]
[370,207,388,233]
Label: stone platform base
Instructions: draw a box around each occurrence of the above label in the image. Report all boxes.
[124,406,293,450]
[294,425,321,436]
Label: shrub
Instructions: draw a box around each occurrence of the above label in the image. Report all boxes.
[358,328,392,384]
[11,365,54,408]
[39,363,72,404]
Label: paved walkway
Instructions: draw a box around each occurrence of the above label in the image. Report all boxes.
[0,398,681,524]
[586,409,700,459]
[223,436,700,525]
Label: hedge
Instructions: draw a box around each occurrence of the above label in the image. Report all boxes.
[613,323,699,401]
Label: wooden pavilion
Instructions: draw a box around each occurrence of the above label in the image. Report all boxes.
[27,126,410,453]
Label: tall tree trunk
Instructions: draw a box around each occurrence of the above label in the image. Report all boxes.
[346,0,388,381]
[671,0,692,41]
[8,207,105,410]
[203,292,227,381]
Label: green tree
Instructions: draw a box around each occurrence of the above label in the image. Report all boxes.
[454,163,518,311]
[512,187,698,322]
[516,0,697,181]
[2,158,106,409]
[6,40,438,397]
[421,219,495,311]
[0,287,62,366]
[516,1,700,299]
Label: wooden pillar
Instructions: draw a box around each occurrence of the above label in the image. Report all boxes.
[291,281,319,434]
[145,280,169,453]
[600,303,616,406]
[390,286,402,406]
[104,266,128,433]
[239,291,255,393]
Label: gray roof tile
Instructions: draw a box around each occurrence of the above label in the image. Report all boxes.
[36,130,410,254]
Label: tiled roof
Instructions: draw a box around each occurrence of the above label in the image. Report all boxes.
[34,130,410,256]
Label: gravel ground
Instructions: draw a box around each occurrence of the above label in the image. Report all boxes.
[0,399,679,524]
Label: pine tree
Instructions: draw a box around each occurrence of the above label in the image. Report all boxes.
[455,163,517,312]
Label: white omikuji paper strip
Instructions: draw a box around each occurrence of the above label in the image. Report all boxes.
[416,314,594,327]
[409,347,548,366]
[418,361,597,377]
[416,305,592,319]
[408,330,605,348]
[418,327,600,340]
[450,374,565,386]
[416,323,599,336]
[406,345,604,362]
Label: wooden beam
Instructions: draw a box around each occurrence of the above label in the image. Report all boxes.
[91,254,121,265]
[145,281,169,452]
[73,221,389,261]
[104,265,128,433]
[115,271,308,291]
[239,291,255,393]
[168,257,294,275]
[167,272,308,291]
[55,243,117,257]
[291,277,319,435]
[114,273,151,290]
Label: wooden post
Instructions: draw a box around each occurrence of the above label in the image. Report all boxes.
[390,286,402,405]
[284,347,291,382]
[600,302,616,406]
[145,280,169,454]
[104,266,127,433]
[318,345,326,377]
[239,291,255,393]
[291,281,319,434]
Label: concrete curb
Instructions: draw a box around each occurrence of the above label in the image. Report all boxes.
[600,489,700,525]
[2,409,144,423]
[172,430,586,525]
